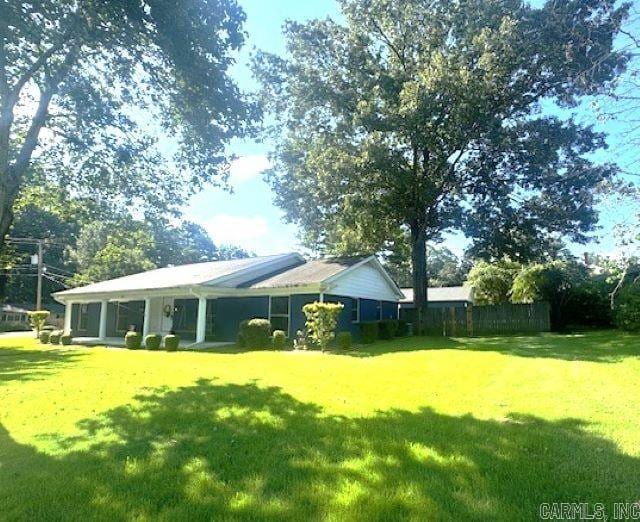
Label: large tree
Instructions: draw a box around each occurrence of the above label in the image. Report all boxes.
[256,0,627,329]
[0,0,256,248]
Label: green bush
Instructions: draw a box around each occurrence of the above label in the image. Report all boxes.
[145,334,162,350]
[27,310,50,335]
[272,330,287,349]
[60,334,72,346]
[359,322,379,344]
[237,318,272,349]
[379,319,399,340]
[49,330,62,344]
[125,331,142,349]
[336,331,352,350]
[39,330,51,344]
[397,320,409,337]
[302,301,344,350]
[164,334,180,351]
[614,285,640,332]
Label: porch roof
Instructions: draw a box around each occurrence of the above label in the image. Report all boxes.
[53,253,302,299]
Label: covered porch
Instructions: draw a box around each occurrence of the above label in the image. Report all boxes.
[63,295,215,345]
[71,336,233,349]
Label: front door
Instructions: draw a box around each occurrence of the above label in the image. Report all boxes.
[161,297,174,333]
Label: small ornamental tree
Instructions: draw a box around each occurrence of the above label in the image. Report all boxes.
[302,302,344,350]
[27,310,50,337]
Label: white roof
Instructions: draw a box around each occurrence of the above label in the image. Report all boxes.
[54,253,301,297]
[400,286,474,304]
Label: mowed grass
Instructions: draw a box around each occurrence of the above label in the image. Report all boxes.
[1,332,639,520]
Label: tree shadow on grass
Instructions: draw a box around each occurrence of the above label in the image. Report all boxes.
[348,330,640,363]
[0,346,86,384]
[1,378,639,520]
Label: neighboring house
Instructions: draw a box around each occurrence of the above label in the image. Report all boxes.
[52,253,404,344]
[0,304,31,326]
[400,287,474,310]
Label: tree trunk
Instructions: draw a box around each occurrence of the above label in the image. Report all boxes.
[410,220,427,335]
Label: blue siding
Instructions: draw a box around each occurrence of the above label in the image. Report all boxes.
[215,296,269,342]
[359,299,380,322]
[290,294,320,336]
[325,294,358,336]
[382,301,399,320]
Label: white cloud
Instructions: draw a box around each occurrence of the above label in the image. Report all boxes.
[202,214,269,253]
[228,154,270,184]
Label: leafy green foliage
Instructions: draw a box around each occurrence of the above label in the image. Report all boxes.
[49,330,62,345]
[0,0,257,245]
[302,302,344,350]
[379,320,399,340]
[144,334,162,350]
[614,284,640,332]
[336,331,352,350]
[38,331,51,344]
[255,0,627,321]
[272,330,287,350]
[26,311,50,336]
[60,334,72,346]
[466,262,520,305]
[385,243,471,288]
[511,261,589,329]
[164,334,180,352]
[237,319,272,350]
[397,320,409,337]
[359,322,379,344]
[125,331,142,350]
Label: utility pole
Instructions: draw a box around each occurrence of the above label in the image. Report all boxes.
[36,239,43,311]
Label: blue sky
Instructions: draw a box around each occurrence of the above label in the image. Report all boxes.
[185,0,638,259]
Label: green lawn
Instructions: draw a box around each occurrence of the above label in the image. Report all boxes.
[1,331,639,520]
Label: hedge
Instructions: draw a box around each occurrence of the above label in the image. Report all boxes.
[49,330,62,344]
[379,319,399,340]
[125,331,142,349]
[359,322,379,344]
[39,331,51,344]
[144,334,162,350]
[336,331,352,350]
[237,318,272,349]
[164,334,180,351]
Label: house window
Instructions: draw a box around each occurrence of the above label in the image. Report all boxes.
[116,303,129,332]
[351,298,359,323]
[78,304,89,331]
[173,299,198,334]
[269,296,290,335]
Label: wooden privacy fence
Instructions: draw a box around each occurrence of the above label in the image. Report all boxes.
[408,302,551,337]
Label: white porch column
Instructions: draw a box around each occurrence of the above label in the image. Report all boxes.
[196,297,207,344]
[63,302,73,334]
[143,298,151,338]
[98,300,108,339]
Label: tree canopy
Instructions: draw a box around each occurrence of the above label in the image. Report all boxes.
[255,0,628,323]
[0,0,257,246]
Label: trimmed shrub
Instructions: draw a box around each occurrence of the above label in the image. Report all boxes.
[27,310,50,336]
[336,331,352,350]
[125,331,142,349]
[238,318,272,349]
[397,320,409,337]
[272,330,287,349]
[145,334,162,350]
[164,334,180,351]
[302,301,344,350]
[39,330,51,344]
[49,330,62,344]
[359,322,379,344]
[614,285,640,332]
[60,334,72,346]
[379,319,399,340]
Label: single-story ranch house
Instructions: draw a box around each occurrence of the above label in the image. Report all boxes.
[399,286,474,323]
[53,253,404,345]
